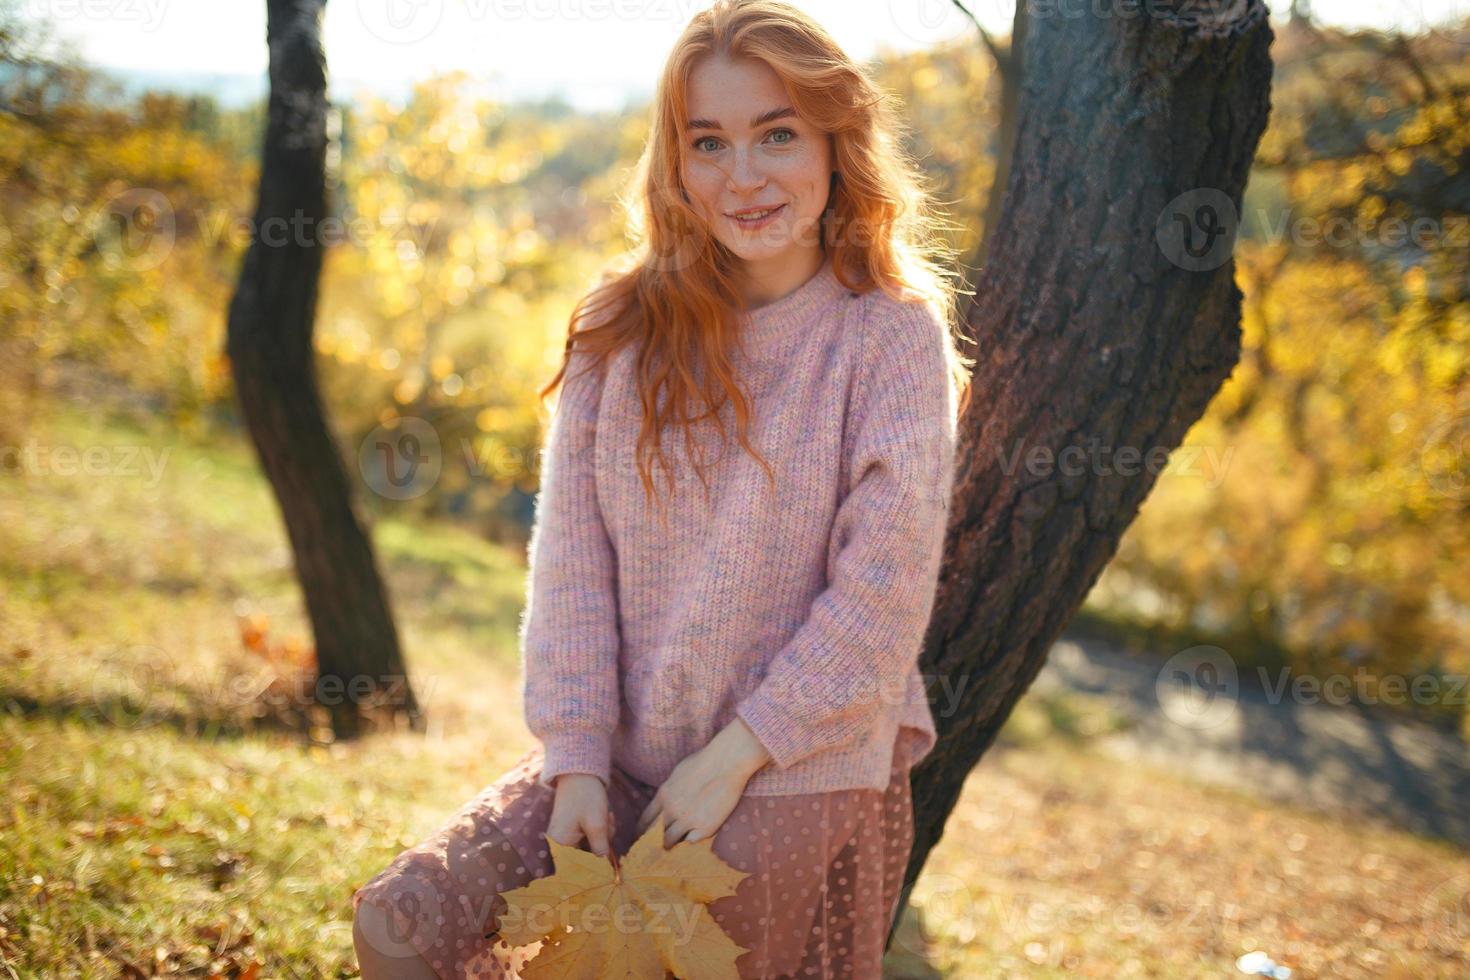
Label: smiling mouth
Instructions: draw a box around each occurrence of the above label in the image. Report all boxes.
[726,204,786,223]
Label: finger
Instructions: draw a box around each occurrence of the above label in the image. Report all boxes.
[636,799,660,836]
[544,811,577,849]
[664,818,688,849]
[545,825,582,849]
[584,813,611,858]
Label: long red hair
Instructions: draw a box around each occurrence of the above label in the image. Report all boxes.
[539,0,973,524]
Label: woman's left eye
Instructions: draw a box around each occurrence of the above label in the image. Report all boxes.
[769,128,795,144]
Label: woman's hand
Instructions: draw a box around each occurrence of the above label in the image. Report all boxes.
[546,773,616,857]
[634,718,772,848]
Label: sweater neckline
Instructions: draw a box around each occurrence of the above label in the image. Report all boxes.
[735,253,850,349]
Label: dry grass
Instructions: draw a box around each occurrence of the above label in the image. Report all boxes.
[1,405,1465,978]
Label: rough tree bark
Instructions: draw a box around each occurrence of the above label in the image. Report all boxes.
[952,0,1028,313]
[225,0,422,739]
[887,0,1275,952]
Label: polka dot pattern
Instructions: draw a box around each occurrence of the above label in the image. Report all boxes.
[352,743,915,978]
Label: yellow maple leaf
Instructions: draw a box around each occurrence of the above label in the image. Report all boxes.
[496,812,750,979]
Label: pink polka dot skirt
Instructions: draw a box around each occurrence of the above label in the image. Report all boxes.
[352,742,915,978]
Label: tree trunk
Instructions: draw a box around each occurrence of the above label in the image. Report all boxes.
[956,2,1028,338]
[225,0,422,739]
[888,0,1274,952]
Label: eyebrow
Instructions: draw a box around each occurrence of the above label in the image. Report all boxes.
[685,105,797,132]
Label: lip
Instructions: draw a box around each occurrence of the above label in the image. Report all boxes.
[725,203,786,229]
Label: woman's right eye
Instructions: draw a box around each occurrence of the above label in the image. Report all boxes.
[693,137,720,152]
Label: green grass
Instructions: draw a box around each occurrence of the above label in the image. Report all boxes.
[2,404,1467,978]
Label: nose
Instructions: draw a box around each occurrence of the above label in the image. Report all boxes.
[724,147,767,195]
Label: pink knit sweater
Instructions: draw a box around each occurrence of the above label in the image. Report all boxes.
[518,256,959,796]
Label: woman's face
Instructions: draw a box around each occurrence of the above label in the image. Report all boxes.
[680,53,833,269]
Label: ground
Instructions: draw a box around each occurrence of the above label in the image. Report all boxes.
[1,406,1465,978]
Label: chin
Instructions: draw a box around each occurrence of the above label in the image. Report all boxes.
[720,235,797,263]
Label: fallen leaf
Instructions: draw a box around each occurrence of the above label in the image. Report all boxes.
[497,812,749,979]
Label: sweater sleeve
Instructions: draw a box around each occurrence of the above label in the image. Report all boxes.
[734,297,958,772]
[519,347,622,792]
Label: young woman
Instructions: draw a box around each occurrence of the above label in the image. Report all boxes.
[353,1,972,976]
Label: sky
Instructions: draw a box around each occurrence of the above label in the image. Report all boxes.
[22,0,1470,111]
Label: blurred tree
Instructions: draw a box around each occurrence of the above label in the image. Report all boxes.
[890,0,1275,949]
[225,0,422,738]
[0,2,256,437]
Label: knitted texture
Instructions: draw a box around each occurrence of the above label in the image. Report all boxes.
[518,255,958,795]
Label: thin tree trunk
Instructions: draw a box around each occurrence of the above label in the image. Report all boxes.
[888,0,1274,952]
[225,0,422,739]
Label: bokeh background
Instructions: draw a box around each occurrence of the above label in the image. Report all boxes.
[1,1,1467,976]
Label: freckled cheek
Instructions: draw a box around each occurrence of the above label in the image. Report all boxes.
[770,156,826,209]
[682,162,726,216]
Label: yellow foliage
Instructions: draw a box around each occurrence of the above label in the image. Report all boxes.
[497,812,749,979]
